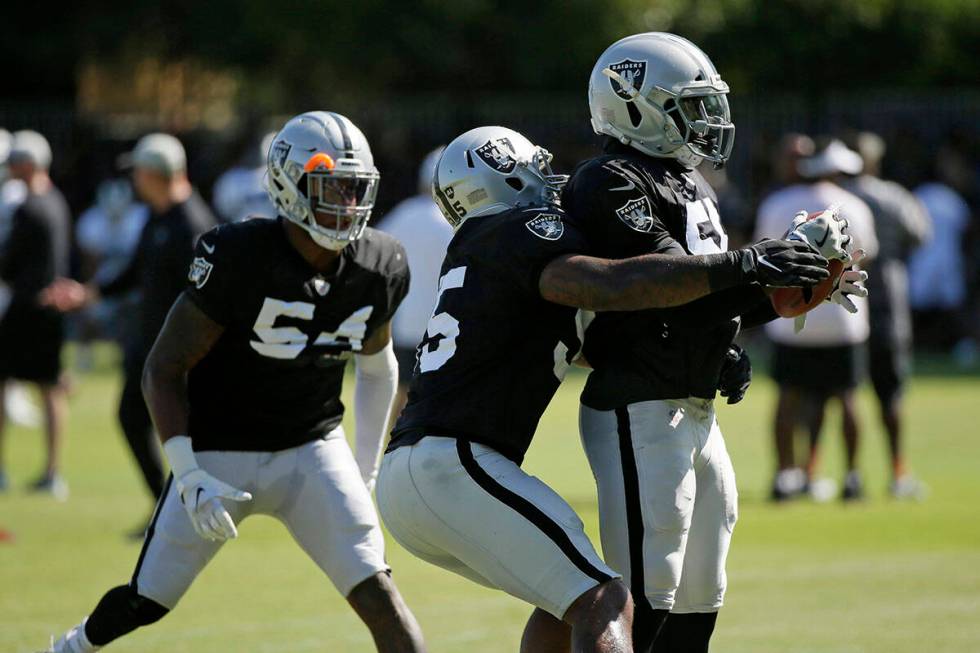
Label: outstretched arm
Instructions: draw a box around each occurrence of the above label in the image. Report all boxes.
[142,292,251,542]
[353,321,399,493]
[539,239,829,312]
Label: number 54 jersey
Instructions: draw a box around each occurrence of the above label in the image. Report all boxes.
[388,206,589,465]
[183,217,409,452]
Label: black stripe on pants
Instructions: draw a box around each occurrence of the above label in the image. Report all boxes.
[131,473,173,591]
[455,439,613,584]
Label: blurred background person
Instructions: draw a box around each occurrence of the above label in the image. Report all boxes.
[44,133,217,531]
[0,128,41,431]
[841,131,932,499]
[0,130,71,499]
[908,145,973,355]
[755,139,878,501]
[73,178,149,369]
[376,146,452,423]
[211,131,275,223]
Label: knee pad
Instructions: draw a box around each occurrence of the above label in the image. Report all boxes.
[85,585,169,646]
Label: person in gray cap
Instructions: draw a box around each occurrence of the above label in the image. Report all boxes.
[0,130,71,499]
[44,132,217,521]
[841,131,931,499]
[755,138,878,502]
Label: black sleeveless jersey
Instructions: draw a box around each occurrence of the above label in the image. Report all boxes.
[563,141,767,410]
[388,206,589,465]
[183,217,409,452]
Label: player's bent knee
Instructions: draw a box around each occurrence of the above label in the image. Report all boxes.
[563,579,632,628]
[85,585,169,646]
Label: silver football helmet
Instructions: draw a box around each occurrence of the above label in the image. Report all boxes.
[266,111,379,250]
[431,126,566,228]
[589,32,734,167]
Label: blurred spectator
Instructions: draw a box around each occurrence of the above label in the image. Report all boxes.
[840,131,931,499]
[376,146,452,423]
[73,178,149,367]
[211,132,275,223]
[755,139,878,502]
[0,130,71,500]
[908,147,973,353]
[0,129,40,431]
[44,133,217,528]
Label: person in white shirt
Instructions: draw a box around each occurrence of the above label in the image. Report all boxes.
[755,139,878,501]
[376,147,453,420]
[211,132,276,223]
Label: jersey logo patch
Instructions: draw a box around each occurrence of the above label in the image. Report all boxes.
[475,138,517,174]
[615,196,655,233]
[188,257,214,289]
[608,59,647,101]
[525,214,565,241]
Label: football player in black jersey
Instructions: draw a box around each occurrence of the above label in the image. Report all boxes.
[43,112,426,653]
[378,126,830,653]
[564,33,864,653]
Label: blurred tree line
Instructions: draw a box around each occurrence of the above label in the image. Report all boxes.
[5,0,977,107]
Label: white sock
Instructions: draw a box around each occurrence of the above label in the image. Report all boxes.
[54,618,100,653]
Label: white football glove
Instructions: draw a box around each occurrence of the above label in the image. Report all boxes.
[829,249,869,314]
[787,205,853,263]
[164,436,252,542]
[794,248,870,332]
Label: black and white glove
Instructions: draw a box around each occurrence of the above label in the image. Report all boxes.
[718,344,752,405]
[739,238,830,288]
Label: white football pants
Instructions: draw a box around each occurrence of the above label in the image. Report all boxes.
[580,398,738,613]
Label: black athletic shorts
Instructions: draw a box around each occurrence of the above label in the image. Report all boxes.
[868,340,910,404]
[0,305,64,385]
[771,343,866,395]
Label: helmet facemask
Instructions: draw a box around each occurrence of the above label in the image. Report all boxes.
[273,151,379,250]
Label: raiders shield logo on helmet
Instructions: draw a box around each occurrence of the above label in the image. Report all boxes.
[615,196,655,233]
[525,214,565,241]
[188,256,214,289]
[475,138,517,174]
[608,59,647,101]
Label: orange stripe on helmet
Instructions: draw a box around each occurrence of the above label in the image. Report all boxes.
[304,152,335,172]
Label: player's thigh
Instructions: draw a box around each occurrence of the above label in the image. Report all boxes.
[275,435,389,597]
[674,419,738,613]
[131,475,224,609]
[381,437,616,619]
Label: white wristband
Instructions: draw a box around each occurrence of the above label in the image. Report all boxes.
[163,435,199,478]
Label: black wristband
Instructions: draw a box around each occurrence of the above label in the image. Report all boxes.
[705,250,749,292]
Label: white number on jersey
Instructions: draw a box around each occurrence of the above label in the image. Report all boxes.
[684,198,727,254]
[419,267,466,373]
[249,297,373,360]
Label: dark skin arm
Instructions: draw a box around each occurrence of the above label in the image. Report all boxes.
[359,320,393,356]
[142,292,225,444]
[539,251,730,311]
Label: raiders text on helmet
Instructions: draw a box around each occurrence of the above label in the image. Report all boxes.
[589,32,735,167]
[266,111,379,250]
[431,126,567,228]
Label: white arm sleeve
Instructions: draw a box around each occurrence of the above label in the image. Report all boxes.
[353,340,398,492]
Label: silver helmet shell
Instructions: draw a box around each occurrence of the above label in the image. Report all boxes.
[589,32,734,167]
[266,111,379,250]
[431,126,565,228]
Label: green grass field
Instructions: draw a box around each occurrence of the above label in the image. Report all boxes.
[2,349,979,652]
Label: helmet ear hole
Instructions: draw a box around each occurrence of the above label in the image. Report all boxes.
[505,177,525,191]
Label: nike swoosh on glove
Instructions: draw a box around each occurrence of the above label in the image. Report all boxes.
[175,469,252,542]
[786,205,853,263]
[741,238,830,288]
